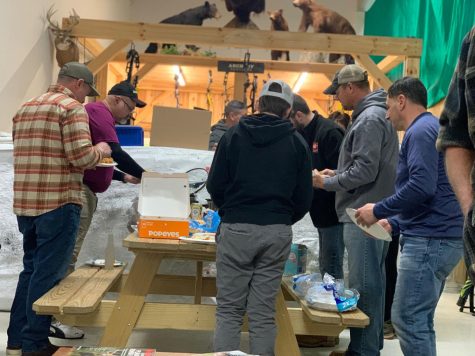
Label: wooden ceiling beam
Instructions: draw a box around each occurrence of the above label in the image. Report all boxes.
[377,55,405,73]
[112,53,344,75]
[353,53,392,90]
[66,18,422,57]
[87,39,130,75]
[134,63,158,82]
[81,38,125,79]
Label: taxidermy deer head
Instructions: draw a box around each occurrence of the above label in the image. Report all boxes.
[46,6,80,67]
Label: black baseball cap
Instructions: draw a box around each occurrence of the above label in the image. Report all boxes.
[108,81,146,108]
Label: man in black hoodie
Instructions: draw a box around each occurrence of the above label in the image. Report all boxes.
[207,80,313,356]
[290,95,345,281]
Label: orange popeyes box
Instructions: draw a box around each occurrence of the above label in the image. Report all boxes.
[137,172,190,239]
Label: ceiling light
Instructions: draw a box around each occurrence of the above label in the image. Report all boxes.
[293,72,308,93]
[172,65,186,86]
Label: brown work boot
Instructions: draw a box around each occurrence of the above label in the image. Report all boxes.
[297,335,339,347]
[384,320,397,340]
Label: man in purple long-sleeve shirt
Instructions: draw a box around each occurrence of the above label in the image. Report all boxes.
[356,77,463,356]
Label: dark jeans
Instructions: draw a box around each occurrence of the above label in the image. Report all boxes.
[344,223,388,356]
[317,223,345,279]
[384,233,400,322]
[7,204,81,352]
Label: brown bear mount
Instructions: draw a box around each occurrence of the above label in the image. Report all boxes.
[224,0,265,29]
[145,1,220,53]
[269,9,290,61]
[292,0,355,64]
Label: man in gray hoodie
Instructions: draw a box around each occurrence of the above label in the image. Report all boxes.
[314,64,399,355]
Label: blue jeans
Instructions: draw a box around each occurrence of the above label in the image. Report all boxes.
[7,204,81,352]
[391,236,463,356]
[344,223,388,356]
[318,223,344,279]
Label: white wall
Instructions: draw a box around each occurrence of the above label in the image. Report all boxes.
[0,0,132,133]
[0,0,364,132]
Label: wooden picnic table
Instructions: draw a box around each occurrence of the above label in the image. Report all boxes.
[36,233,369,356]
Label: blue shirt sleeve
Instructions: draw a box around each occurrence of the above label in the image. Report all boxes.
[374,123,438,219]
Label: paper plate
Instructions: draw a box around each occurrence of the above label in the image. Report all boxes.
[345,208,392,242]
[97,162,118,167]
[179,233,216,244]
[85,259,124,267]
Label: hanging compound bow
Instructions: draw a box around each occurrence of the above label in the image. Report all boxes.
[122,43,141,125]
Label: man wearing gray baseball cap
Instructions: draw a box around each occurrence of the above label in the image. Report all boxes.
[316,64,399,356]
[6,61,110,356]
[323,64,368,96]
[58,61,100,97]
[207,80,313,356]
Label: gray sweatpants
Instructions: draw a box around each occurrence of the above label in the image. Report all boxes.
[214,222,292,356]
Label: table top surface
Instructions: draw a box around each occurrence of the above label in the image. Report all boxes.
[124,233,216,255]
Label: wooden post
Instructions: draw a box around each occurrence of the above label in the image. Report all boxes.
[274,289,300,356]
[95,65,109,100]
[194,261,203,304]
[404,56,420,78]
[233,73,247,104]
[99,252,163,347]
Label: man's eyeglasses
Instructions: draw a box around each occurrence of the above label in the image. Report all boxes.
[117,96,135,112]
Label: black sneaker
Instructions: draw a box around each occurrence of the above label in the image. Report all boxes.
[22,342,59,356]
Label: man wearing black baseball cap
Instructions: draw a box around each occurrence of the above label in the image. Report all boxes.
[108,80,147,108]
[69,80,147,272]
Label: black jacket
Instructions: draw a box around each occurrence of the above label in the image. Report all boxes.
[208,119,228,150]
[301,112,345,228]
[207,113,313,225]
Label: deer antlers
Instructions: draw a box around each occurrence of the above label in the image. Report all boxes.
[46,5,80,33]
[46,5,81,67]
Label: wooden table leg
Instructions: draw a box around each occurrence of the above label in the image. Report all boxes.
[274,288,300,356]
[194,261,203,305]
[99,252,163,347]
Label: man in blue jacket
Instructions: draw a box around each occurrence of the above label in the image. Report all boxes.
[356,77,463,356]
[314,64,399,355]
[207,80,312,356]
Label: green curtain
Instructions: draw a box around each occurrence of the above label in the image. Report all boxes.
[364,0,475,107]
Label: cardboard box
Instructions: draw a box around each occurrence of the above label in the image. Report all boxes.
[137,172,190,239]
[150,106,212,150]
